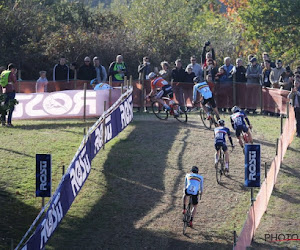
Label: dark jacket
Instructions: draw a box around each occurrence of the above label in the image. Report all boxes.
[235,66,247,83]
[78,64,96,81]
[171,67,186,82]
[53,64,69,81]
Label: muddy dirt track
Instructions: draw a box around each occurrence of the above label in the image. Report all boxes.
[48,113,277,250]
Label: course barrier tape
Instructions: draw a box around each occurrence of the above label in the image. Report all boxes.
[16,87,133,250]
[234,105,296,250]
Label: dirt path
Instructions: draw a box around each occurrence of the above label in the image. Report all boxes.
[48,113,277,249]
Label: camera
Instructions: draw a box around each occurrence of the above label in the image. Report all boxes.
[205,41,210,46]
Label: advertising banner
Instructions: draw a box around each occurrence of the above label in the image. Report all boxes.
[244,144,261,188]
[19,91,133,250]
[36,154,51,197]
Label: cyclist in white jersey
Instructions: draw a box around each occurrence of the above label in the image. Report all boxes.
[182,166,203,227]
[192,76,220,120]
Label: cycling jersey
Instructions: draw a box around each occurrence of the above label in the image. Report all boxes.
[230,111,248,130]
[184,173,203,195]
[150,77,169,89]
[193,81,213,102]
[230,111,249,137]
[214,126,231,144]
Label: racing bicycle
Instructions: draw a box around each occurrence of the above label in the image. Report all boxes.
[183,193,201,234]
[200,104,217,130]
[215,146,234,184]
[150,96,188,123]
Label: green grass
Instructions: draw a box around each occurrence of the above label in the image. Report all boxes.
[0,112,295,249]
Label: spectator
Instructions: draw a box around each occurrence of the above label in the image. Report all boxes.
[293,65,300,76]
[185,66,196,83]
[69,62,78,80]
[53,56,69,81]
[279,66,294,91]
[222,57,234,82]
[138,56,152,80]
[262,52,276,68]
[0,66,5,93]
[171,59,186,108]
[246,57,262,84]
[247,54,255,69]
[235,58,247,83]
[93,56,107,82]
[36,71,48,93]
[0,63,17,127]
[215,66,227,83]
[204,59,218,82]
[270,59,285,88]
[261,60,272,88]
[288,75,300,137]
[78,56,96,81]
[159,61,172,82]
[201,41,215,67]
[108,55,128,82]
[186,56,203,81]
[171,59,186,82]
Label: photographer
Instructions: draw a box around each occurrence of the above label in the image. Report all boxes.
[201,41,215,67]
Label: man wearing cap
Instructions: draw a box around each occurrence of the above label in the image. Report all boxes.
[246,57,262,84]
[270,59,285,88]
[93,56,107,83]
[78,56,97,81]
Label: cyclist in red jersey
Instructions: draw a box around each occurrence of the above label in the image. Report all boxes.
[146,72,178,116]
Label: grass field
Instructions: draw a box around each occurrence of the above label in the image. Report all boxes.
[0,111,298,249]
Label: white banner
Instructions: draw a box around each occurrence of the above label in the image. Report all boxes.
[13,89,121,120]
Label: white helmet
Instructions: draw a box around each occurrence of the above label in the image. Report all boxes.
[148,72,156,79]
[231,106,241,113]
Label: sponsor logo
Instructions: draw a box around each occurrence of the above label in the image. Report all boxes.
[119,95,133,129]
[40,193,63,248]
[70,146,91,197]
[94,115,112,154]
[15,91,97,118]
[40,161,48,191]
[249,150,256,181]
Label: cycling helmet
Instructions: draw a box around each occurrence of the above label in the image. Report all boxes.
[231,106,241,113]
[148,72,156,79]
[218,119,225,126]
[191,166,199,173]
[193,76,201,83]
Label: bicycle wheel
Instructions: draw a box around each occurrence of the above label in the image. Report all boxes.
[152,101,168,120]
[200,108,212,129]
[173,104,188,123]
[215,160,223,184]
[183,199,192,234]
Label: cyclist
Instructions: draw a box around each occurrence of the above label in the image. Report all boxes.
[214,119,234,172]
[182,166,203,227]
[230,106,253,148]
[192,76,220,120]
[146,72,178,116]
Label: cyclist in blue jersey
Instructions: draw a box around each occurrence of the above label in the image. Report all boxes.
[214,120,234,172]
[230,106,253,148]
[182,166,203,228]
[192,76,220,120]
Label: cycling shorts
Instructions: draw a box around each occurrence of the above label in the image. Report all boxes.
[156,85,173,99]
[185,189,199,205]
[201,97,216,108]
[235,125,248,137]
[214,142,228,152]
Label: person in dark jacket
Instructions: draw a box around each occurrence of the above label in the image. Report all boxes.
[235,58,247,83]
[77,56,96,81]
[53,56,69,81]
